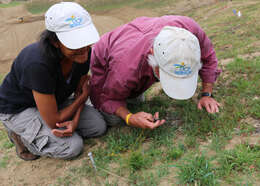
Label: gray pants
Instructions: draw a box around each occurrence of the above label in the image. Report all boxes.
[101,111,125,126]
[0,104,106,159]
[101,93,145,126]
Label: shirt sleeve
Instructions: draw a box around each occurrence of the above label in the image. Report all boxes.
[21,63,56,94]
[185,17,221,83]
[90,40,139,114]
[101,64,137,114]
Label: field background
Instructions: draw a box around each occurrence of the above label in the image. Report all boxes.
[0,0,259,185]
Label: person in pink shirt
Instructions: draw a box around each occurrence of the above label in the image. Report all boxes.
[90,16,221,129]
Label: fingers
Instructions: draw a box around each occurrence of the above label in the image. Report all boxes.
[56,122,69,128]
[153,112,159,120]
[206,101,220,113]
[143,112,154,121]
[52,129,72,138]
[154,119,165,127]
[52,122,74,138]
[199,97,221,114]
[144,119,165,129]
[197,102,202,110]
[130,112,165,130]
[205,102,213,113]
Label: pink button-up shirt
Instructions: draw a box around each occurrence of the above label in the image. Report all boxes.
[90,16,220,114]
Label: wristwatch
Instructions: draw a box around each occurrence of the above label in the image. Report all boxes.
[200,92,213,98]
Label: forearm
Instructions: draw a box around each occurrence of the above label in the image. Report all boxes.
[115,106,131,122]
[201,82,213,93]
[71,103,85,130]
[57,94,87,123]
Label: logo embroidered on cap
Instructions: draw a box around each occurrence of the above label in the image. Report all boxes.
[65,15,83,28]
[173,62,192,75]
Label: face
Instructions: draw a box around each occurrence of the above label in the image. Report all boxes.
[57,42,90,63]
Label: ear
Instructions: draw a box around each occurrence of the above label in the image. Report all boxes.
[154,66,160,78]
[150,47,154,54]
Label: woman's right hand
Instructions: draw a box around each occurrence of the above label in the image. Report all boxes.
[52,120,76,138]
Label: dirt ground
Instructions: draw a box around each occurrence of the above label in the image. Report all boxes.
[0,4,159,186]
[0,4,158,74]
[0,1,259,185]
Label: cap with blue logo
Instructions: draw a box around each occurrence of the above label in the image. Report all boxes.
[153,26,201,100]
[45,2,100,49]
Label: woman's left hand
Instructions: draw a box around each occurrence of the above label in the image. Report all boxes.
[197,96,221,113]
[75,74,90,98]
[52,120,76,138]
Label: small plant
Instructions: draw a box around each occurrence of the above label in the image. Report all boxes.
[0,156,9,168]
[0,1,21,8]
[166,146,184,161]
[105,127,143,154]
[210,133,228,152]
[217,143,260,177]
[25,0,54,14]
[177,155,217,186]
[128,151,150,171]
[1,140,14,149]
[184,135,197,148]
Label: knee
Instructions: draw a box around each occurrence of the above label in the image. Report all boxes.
[95,118,107,136]
[95,119,107,136]
[59,136,84,160]
[81,119,107,138]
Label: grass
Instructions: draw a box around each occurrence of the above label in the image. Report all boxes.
[176,154,217,185]
[0,0,260,185]
[23,0,177,14]
[128,151,152,171]
[0,155,9,168]
[25,0,54,14]
[165,145,185,161]
[197,1,260,60]
[82,0,140,13]
[217,143,260,184]
[0,1,21,8]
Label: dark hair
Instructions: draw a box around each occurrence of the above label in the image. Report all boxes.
[39,30,63,60]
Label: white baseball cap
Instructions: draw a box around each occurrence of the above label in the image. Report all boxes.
[153,26,202,100]
[45,2,100,49]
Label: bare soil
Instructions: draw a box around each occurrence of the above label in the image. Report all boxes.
[0,4,159,186]
[0,1,259,185]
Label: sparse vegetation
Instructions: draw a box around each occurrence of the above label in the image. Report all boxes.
[25,0,54,14]
[0,1,21,8]
[176,154,217,185]
[218,144,260,177]
[0,0,260,185]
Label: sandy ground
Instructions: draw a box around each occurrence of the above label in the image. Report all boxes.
[0,4,159,186]
[0,1,259,185]
[0,5,157,74]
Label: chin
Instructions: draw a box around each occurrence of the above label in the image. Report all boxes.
[74,56,88,63]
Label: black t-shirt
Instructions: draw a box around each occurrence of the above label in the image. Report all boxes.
[0,42,90,114]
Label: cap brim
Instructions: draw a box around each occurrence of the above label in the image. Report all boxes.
[159,68,198,100]
[56,24,100,49]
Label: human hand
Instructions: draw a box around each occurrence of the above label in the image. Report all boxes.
[52,120,76,138]
[75,75,90,98]
[80,75,91,100]
[197,96,220,113]
[128,111,165,129]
